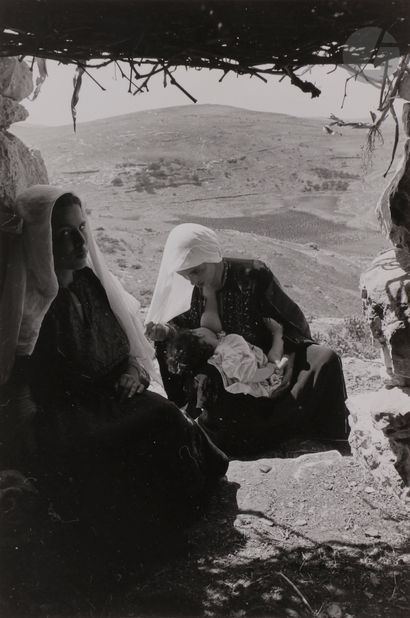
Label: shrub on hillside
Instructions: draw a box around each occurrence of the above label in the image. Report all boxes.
[312,316,379,360]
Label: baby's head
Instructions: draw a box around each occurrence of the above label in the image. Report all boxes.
[166,327,219,375]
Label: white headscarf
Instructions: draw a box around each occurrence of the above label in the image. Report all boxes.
[146,223,222,324]
[0,185,162,391]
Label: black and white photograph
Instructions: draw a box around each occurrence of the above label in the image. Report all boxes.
[0,1,410,616]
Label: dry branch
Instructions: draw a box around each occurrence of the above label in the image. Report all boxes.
[277,571,315,616]
[71,65,84,132]
[284,67,321,98]
[164,66,197,103]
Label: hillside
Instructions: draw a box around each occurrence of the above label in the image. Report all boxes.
[12,104,393,317]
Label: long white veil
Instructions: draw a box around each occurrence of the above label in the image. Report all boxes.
[0,185,164,393]
[145,223,222,324]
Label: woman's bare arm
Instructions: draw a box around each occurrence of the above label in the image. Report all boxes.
[263,317,284,364]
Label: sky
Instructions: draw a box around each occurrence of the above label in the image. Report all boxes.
[23,59,400,127]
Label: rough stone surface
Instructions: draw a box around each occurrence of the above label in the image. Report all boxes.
[361,248,410,386]
[364,104,410,389]
[376,105,410,251]
[399,72,410,102]
[0,94,28,129]
[0,57,33,101]
[403,102,410,137]
[348,387,410,503]
[0,131,48,209]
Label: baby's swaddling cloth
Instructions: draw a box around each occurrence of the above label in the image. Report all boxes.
[207,333,285,397]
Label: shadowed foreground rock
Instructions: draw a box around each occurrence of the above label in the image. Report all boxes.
[3,446,410,618]
[348,388,410,504]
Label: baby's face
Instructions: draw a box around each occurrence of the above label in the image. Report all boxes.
[192,327,219,349]
[166,327,218,375]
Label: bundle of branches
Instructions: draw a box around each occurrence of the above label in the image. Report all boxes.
[327,54,410,175]
[1,0,410,139]
[0,0,409,79]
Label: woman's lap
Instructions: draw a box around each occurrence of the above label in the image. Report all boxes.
[290,344,348,439]
[86,389,190,449]
[30,387,227,529]
[34,388,187,454]
[197,389,303,455]
[195,344,349,455]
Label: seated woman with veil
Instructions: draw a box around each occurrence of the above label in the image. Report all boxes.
[0,186,228,553]
[146,223,350,457]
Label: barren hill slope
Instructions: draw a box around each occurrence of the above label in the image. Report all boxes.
[13,104,394,317]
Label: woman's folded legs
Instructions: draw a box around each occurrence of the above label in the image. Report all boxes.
[194,365,304,456]
[194,348,349,457]
[30,390,228,545]
[290,344,350,441]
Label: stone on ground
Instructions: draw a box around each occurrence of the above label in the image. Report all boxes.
[348,387,410,504]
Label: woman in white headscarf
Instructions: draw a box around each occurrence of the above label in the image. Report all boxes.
[0,188,228,550]
[146,223,350,456]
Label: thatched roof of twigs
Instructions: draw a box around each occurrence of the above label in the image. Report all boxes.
[1,1,410,75]
[1,0,410,166]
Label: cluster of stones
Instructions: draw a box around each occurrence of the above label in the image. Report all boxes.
[0,57,48,213]
[348,100,410,505]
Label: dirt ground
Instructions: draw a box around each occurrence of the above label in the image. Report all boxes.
[97,358,409,618]
[2,359,408,618]
[123,452,410,618]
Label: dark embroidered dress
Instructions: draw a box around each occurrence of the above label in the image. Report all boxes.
[157,259,349,456]
[11,268,228,547]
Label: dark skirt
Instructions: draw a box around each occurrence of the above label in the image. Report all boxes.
[1,374,228,550]
[159,343,349,457]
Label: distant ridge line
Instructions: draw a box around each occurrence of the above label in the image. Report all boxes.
[14,103,370,131]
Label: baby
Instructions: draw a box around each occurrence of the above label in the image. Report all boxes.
[166,318,288,399]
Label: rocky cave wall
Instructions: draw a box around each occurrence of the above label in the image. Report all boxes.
[0,56,48,217]
[349,101,410,506]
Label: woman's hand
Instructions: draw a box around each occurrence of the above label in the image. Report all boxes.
[274,356,288,371]
[195,373,209,410]
[263,317,282,333]
[269,352,295,400]
[115,362,150,400]
[145,321,170,342]
[264,317,284,364]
